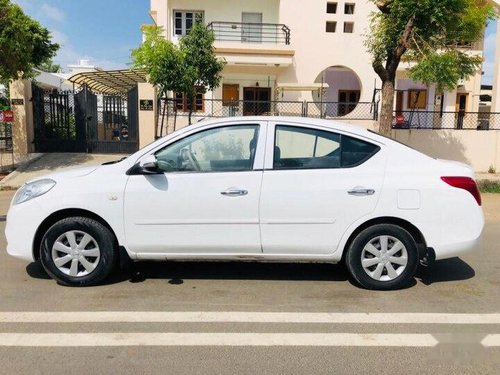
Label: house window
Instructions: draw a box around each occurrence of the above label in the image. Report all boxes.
[407,90,427,110]
[326,21,337,33]
[343,22,354,33]
[344,3,355,14]
[175,89,205,112]
[326,2,337,14]
[174,10,204,36]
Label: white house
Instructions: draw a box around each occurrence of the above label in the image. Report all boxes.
[148,0,485,124]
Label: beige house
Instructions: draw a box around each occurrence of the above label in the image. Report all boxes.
[148,0,486,125]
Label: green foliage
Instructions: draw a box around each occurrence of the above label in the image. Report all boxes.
[366,0,496,134]
[0,0,59,82]
[478,179,500,194]
[37,59,62,73]
[131,26,182,96]
[408,50,483,92]
[132,20,225,124]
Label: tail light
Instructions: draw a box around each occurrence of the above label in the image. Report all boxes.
[441,176,481,206]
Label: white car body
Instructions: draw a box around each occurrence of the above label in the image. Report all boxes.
[6,117,484,271]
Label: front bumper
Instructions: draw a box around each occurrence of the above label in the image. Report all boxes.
[5,200,45,262]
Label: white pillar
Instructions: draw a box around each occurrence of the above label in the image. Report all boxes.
[491,20,500,111]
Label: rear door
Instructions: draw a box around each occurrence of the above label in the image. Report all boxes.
[259,122,387,255]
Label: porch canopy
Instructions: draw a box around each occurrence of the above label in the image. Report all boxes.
[275,82,329,100]
[68,69,148,96]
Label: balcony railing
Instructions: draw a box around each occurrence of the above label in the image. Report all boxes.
[207,21,291,45]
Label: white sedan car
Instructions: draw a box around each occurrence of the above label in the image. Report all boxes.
[6,117,484,290]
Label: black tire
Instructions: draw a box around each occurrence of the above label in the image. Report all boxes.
[345,224,419,290]
[40,217,117,287]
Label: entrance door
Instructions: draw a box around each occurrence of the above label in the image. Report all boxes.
[242,13,262,43]
[338,90,360,115]
[456,93,468,112]
[123,123,265,256]
[396,91,404,116]
[243,87,271,115]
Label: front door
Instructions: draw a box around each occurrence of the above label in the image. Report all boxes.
[243,87,271,115]
[123,123,265,256]
[260,123,386,255]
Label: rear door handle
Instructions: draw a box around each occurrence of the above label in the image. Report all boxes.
[221,189,248,197]
[348,188,375,196]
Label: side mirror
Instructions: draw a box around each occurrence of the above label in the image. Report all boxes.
[130,155,162,175]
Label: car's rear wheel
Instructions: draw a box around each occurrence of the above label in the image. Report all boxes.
[40,217,117,286]
[345,224,419,290]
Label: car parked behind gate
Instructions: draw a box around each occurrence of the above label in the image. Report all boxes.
[5,117,484,290]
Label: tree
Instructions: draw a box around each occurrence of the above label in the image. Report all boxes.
[366,0,495,135]
[132,19,225,127]
[0,0,59,82]
[132,26,183,135]
[37,59,62,73]
[177,20,226,125]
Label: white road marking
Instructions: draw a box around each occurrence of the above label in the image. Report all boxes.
[0,311,499,324]
[481,335,500,347]
[0,333,438,347]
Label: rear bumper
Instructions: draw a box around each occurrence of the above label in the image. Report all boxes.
[432,236,482,261]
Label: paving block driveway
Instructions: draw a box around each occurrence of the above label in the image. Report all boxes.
[0,191,499,374]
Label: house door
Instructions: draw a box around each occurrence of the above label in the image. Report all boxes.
[396,91,404,116]
[456,93,468,112]
[338,90,360,116]
[243,87,271,115]
[242,13,263,43]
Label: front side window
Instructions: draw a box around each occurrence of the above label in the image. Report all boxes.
[155,125,259,172]
[274,125,379,169]
[174,10,204,36]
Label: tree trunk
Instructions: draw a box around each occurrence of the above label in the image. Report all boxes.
[379,79,395,136]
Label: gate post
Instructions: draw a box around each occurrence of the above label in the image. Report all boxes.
[9,80,34,156]
[137,82,157,149]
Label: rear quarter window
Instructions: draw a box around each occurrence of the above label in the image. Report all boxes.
[274,125,380,169]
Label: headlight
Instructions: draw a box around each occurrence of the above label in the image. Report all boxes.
[13,179,56,205]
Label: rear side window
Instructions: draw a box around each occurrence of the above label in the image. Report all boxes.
[274,125,379,170]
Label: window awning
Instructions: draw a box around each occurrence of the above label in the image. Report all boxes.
[68,69,148,96]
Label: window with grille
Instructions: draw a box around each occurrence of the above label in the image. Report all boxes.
[174,10,204,36]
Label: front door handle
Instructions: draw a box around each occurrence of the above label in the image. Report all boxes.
[348,188,375,196]
[221,189,248,197]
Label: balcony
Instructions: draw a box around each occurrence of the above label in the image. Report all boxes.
[207,21,291,45]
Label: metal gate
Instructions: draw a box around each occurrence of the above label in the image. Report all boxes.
[32,84,139,154]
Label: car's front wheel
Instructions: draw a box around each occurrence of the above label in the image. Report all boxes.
[40,217,117,286]
[345,224,419,290]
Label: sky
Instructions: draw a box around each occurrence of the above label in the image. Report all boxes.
[9,1,499,86]
[11,0,151,72]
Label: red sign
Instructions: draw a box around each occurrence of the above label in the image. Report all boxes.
[2,110,13,122]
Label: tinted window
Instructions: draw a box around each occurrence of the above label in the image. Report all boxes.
[155,125,259,172]
[274,125,379,170]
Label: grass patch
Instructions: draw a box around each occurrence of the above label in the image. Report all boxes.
[478,179,500,193]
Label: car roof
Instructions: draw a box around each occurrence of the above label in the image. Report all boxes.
[194,116,378,139]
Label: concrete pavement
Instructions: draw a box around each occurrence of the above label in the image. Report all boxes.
[0,153,128,189]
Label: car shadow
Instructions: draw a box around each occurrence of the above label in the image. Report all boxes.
[415,257,475,286]
[26,261,51,280]
[110,261,351,285]
[26,257,475,288]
